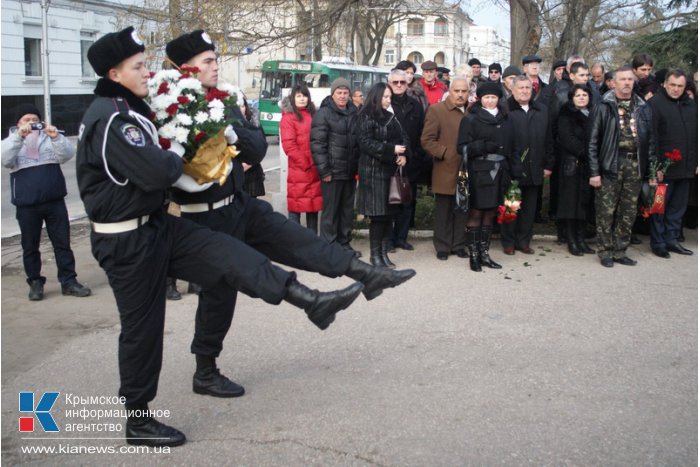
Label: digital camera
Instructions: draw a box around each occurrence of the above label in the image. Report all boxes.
[30,122,44,131]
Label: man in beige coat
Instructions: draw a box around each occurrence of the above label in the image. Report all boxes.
[420,77,470,260]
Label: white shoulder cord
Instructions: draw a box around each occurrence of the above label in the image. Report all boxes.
[100,110,162,187]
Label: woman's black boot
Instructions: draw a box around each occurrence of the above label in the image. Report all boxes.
[566,219,583,256]
[466,226,482,272]
[479,226,502,269]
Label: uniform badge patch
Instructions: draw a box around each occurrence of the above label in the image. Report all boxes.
[121,124,145,147]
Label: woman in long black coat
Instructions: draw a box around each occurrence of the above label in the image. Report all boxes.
[356,82,409,268]
[457,82,520,272]
[556,84,595,256]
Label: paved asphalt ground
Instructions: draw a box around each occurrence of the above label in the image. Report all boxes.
[1,143,697,465]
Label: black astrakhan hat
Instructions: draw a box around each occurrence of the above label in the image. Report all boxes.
[476,81,503,99]
[88,26,145,77]
[488,63,502,73]
[166,30,216,66]
[468,58,482,67]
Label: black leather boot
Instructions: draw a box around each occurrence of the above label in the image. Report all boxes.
[479,226,502,269]
[381,239,396,269]
[284,279,364,330]
[193,355,245,398]
[165,277,181,301]
[566,220,583,256]
[466,227,482,272]
[575,220,595,254]
[345,257,417,301]
[125,404,186,447]
[369,222,385,267]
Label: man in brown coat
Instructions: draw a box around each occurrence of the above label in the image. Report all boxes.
[420,77,470,260]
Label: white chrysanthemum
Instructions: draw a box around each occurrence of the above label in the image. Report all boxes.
[150,93,177,112]
[194,111,209,124]
[158,123,178,139]
[218,83,242,103]
[185,93,196,102]
[155,110,169,121]
[177,78,203,93]
[208,98,225,109]
[176,113,193,126]
[209,107,225,122]
[174,126,190,143]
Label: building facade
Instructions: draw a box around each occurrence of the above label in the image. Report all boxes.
[1,0,161,136]
[467,25,510,69]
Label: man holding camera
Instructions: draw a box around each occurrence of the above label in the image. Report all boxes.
[1,103,91,300]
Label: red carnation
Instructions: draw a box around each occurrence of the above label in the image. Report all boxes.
[149,71,155,78]
[159,138,172,150]
[157,81,170,95]
[665,148,682,162]
[166,103,179,115]
[194,131,207,142]
[180,64,200,74]
[205,88,230,102]
[177,95,191,105]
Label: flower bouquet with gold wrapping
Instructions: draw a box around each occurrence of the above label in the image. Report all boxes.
[148,65,241,185]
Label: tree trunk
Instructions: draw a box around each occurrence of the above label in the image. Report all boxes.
[509,0,541,65]
[169,0,183,37]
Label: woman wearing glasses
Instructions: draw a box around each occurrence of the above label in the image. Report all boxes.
[356,82,410,268]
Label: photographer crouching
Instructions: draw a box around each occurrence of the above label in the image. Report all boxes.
[1,103,91,301]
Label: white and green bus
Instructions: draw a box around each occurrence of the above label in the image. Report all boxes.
[258,59,389,136]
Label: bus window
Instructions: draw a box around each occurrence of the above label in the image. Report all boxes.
[260,71,294,99]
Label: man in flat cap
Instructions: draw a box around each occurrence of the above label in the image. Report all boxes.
[522,55,548,105]
[418,60,447,105]
[76,25,408,448]
[166,30,415,403]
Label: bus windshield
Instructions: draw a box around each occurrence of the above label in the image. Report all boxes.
[260,71,330,99]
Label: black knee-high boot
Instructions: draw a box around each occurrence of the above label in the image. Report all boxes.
[369,220,384,267]
[575,220,595,254]
[380,220,396,269]
[466,226,482,272]
[566,219,583,256]
[479,226,502,269]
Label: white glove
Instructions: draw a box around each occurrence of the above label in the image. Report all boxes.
[224,125,238,145]
[169,140,186,158]
[172,173,214,192]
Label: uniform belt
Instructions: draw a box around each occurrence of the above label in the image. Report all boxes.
[620,152,637,160]
[91,215,150,234]
[179,195,235,214]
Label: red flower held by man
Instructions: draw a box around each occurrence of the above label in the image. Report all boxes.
[205,88,230,102]
[157,81,170,95]
[665,148,682,162]
[159,138,171,150]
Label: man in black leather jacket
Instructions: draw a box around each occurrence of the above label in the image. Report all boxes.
[587,66,654,267]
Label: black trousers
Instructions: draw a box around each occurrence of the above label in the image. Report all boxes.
[320,179,356,246]
[91,208,294,405]
[432,193,468,254]
[16,199,77,286]
[650,178,691,249]
[500,185,540,248]
[184,193,354,358]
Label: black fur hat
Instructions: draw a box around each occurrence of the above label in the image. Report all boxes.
[166,30,216,66]
[87,26,145,77]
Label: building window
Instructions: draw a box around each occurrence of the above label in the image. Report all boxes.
[408,51,423,64]
[385,49,395,65]
[80,32,95,78]
[434,18,448,36]
[24,38,42,76]
[434,52,445,65]
[407,19,424,36]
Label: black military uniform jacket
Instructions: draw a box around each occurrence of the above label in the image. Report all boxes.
[76,78,182,223]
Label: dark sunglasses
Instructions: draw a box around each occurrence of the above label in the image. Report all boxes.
[390,80,407,85]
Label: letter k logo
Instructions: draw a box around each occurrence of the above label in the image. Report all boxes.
[19,392,60,432]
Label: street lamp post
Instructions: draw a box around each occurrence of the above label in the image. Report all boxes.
[41,0,51,123]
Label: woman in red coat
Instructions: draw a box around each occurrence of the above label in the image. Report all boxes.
[280,84,322,233]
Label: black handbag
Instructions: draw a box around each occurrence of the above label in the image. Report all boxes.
[389,166,412,204]
[455,146,470,213]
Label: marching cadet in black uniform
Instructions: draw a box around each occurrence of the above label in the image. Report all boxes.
[76,27,396,448]
[164,31,417,400]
